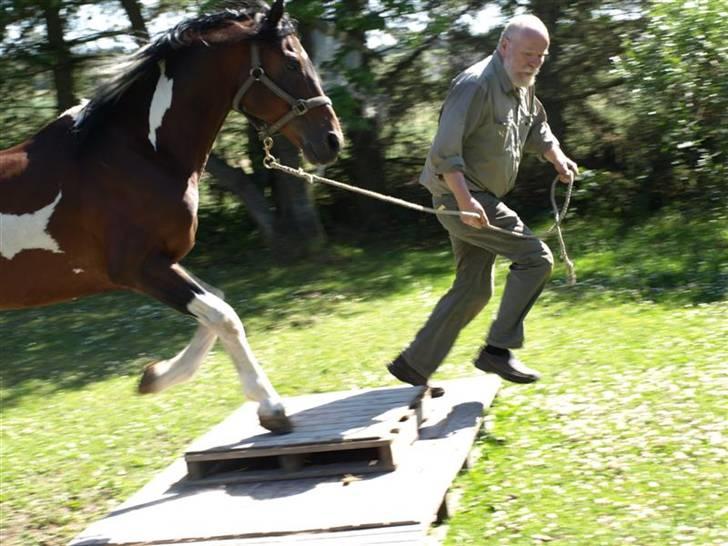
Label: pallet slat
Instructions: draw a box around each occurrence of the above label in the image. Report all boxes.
[184,386,425,484]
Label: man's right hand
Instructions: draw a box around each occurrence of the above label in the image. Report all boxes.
[443,171,489,229]
[457,196,489,229]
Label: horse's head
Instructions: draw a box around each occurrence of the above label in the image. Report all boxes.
[232,0,343,165]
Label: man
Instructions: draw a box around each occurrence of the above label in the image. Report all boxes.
[388,14,578,386]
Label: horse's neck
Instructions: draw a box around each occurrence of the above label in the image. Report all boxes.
[130,58,236,178]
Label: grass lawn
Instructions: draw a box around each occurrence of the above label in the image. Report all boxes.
[1,208,726,545]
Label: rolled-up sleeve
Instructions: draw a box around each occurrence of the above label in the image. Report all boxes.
[524,96,559,156]
[430,79,488,175]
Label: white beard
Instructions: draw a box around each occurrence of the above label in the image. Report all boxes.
[504,60,538,88]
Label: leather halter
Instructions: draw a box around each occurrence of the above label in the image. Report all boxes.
[232,42,332,140]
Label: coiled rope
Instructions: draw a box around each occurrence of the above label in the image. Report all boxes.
[262,137,576,285]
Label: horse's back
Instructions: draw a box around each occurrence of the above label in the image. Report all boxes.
[1,115,77,203]
[0,115,115,309]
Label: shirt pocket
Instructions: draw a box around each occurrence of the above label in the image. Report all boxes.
[518,113,535,148]
[486,119,515,156]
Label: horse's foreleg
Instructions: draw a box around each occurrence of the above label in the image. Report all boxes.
[138,276,222,394]
[135,259,291,434]
[138,324,217,394]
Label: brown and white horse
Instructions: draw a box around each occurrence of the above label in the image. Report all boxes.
[0,1,343,433]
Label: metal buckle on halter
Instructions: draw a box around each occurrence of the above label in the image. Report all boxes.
[294,100,309,116]
[250,66,264,80]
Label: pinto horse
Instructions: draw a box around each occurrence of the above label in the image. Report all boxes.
[0,1,343,433]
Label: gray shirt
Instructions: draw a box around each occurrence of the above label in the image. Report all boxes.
[420,50,558,198]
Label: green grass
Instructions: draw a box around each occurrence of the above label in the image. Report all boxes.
[1,208,726,545]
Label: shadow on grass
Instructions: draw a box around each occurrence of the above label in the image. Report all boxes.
[2,207,724,407]
[0,234,453,408]
[539,210,727,306]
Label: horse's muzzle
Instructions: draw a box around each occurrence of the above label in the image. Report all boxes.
[303,130,343,165]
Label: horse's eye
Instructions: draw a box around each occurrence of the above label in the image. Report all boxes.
[286,60,300,71]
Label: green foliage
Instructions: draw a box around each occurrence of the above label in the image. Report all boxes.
[1,208,726,545]
[447,298,726,545]
[612,0,728,210]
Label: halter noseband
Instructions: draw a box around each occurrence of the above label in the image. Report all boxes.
[232,42,332,140]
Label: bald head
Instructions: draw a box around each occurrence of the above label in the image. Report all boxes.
[498,14,550,88]
[499,14,550,45]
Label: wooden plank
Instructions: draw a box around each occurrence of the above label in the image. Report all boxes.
[186,438,391,461]
[154,524,432,545]
[70,376,500,546]
[184,385,424,483]
[185,393,421,483]
[184,386,426,456]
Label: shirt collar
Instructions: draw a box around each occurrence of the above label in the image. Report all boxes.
[492,50,516,95]
[492,50,529,101]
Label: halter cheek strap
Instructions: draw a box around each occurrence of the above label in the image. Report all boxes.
[232,42,332,140]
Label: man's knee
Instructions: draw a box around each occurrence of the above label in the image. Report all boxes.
[517,241,553,277]
[454,274,493,319]
[541,242,554,271]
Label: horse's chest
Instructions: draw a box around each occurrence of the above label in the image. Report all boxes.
[184,181,199,220]
[161,180,200,258]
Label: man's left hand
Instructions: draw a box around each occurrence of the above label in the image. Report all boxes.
[544,146,579,184]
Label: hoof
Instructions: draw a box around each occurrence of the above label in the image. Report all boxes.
[138,361,162,394]
[259,409,293,435]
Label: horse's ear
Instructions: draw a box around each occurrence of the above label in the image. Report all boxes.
[265,0,284,30]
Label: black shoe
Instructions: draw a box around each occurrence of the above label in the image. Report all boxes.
[474,348,541,384]
[387,354,427,385]
[387,355,445,398]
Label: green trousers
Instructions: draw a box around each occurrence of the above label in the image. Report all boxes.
[402,191,553,379]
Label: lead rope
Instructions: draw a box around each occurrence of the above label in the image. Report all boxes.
[261,137,576,285]
[549,172,576,286]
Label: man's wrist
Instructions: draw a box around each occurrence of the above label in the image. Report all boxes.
[543,145,561,164]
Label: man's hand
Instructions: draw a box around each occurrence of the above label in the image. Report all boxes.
[442,171,489,229]
[544,146,579,184]
[456,195,489,229]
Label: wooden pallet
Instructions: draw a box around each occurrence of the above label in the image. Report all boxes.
[184,385,430,484]
[70,376,501,546]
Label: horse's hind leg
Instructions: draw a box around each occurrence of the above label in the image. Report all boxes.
[138,275,221,394]
[135,258,291,434]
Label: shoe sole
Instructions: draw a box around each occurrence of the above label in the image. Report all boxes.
[387,363,446,397]
[475,362,539,384]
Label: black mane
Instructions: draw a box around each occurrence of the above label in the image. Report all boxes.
[72,1,296,146]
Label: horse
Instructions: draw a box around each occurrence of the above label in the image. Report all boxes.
[0,0,343,434]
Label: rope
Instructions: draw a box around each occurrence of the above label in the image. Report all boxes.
[261,138,576,285]
[549,173,576,286]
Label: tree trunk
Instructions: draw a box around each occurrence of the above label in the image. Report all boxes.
[269,135,327,259]
[347,119,388,225]
[338,0,388,227]
[118,0,150,45]
[205,154,275,243]
[530,0,566,142]
[206,131,327,262]
[43,1,76,113]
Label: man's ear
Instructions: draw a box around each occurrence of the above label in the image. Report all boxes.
[498,37,507,55]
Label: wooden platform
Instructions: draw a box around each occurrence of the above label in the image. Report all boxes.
[70,375,500,546]
[185,385,429,483]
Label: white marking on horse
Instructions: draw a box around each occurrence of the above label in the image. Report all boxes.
[0,191,64,260]
[139,325,217,394]
[60,99,89,121]
[73,268,84,274]
[148,60,174,150]
[187,291,283,416]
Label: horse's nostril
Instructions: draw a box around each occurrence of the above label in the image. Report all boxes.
[327,131,342,154]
